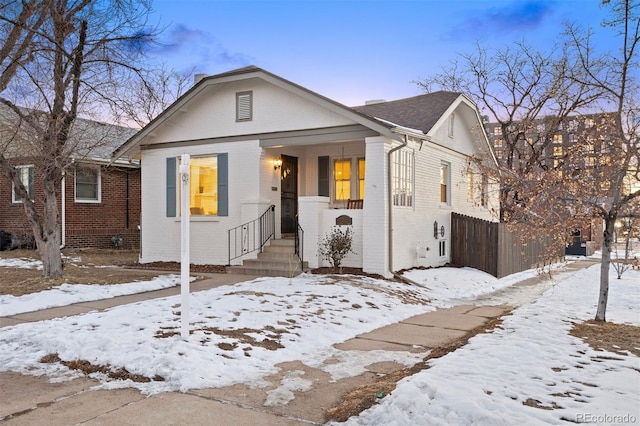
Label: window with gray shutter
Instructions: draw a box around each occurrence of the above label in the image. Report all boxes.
[236,91,252,122]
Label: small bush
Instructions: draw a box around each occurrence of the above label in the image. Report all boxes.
[318,226,355,272]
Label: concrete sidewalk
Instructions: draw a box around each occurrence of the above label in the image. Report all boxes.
[2,263,596,425]
[0,272,260,328]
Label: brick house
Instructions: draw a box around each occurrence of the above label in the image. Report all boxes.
[113,66,499,277]
[0,110,141,250]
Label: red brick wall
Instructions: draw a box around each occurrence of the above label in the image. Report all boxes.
[0,162,140,250]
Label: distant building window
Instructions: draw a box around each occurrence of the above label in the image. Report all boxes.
[494,127,502,136]
[392,149,414,207]
[553,134,563,144]
[496,150,503,159]
[440,162,451,204]
[75,166,101,203]
[494,139,503,148]
[236,91,252,122]
[12,165,34,203]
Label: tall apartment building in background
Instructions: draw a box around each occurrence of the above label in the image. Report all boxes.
[483,112,625,255]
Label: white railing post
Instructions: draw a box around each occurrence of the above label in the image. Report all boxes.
[179,154,190,339]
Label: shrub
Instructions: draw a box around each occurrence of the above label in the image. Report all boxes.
[318,226,355,272]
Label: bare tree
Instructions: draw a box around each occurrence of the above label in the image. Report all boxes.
[417,0,639,321]
[0,0,156,277]
[560,0,639,321]
[110,66,193,128]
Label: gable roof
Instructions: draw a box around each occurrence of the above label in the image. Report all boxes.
[353,91,462,134]
[112,66,409,158]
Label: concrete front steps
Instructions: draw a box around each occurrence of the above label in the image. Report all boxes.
[226,238,308,278]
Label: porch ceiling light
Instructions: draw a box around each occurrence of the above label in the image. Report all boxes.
[273,158,282,170]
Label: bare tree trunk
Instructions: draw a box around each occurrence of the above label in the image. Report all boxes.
[36,179,63,278]
[595,218,614,321]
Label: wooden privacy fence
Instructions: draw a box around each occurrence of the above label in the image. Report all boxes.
[450,212,563,278]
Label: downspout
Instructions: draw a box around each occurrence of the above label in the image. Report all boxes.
[60,171,66,249]
[387,135,407,281]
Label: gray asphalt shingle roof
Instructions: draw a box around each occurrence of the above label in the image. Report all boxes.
[352,91,461,134]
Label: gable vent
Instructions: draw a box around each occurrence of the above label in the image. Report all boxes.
[236,91,253,122]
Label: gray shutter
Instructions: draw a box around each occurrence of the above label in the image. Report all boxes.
[318,156,329,196]
[217,153,228,216]
[166,157,176,217]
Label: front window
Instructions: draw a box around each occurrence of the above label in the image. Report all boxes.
[75,166,101,203]
[187,155,218,215]
[358,158,365,199]
[392,149,414,207]
[334,159,351,201]
[12,165,34,203]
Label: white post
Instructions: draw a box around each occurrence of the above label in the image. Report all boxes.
[179,154,191,339]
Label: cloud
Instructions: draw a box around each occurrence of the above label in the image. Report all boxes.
[445,1,554,42]
[151,24,253,70]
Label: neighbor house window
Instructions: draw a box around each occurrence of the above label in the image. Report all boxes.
[185,155,218,215]
[392,149,414,207]
[440,162,451,204]
[236,91,252,122]
[12,165,34,203]
[334,159,351,201]
[75,166,101,203]
[494,139,503,148]
[358,158,365,199]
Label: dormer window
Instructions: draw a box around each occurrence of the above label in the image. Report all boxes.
[236,91,252,122]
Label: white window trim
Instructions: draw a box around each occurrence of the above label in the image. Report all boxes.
[12,164,34,203]
[75,165,102,203]
[440,161,451,206]
[392,148,414,208]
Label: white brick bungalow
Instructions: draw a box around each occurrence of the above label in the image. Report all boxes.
[113,66,499,278]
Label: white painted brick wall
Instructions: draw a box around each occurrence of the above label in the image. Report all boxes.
[140,140,265,266]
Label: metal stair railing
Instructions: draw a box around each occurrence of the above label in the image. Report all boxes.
[295,219,304,271]
[228,205,275,265]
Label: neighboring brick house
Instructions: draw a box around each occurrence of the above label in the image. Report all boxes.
[0,110,141,250]
[113,66,499,277]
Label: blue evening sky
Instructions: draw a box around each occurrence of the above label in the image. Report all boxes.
[147,0,619,106]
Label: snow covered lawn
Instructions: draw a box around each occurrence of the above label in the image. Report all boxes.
[0,258,638,425]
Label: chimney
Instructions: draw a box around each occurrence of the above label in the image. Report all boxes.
[194,73,207,85]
